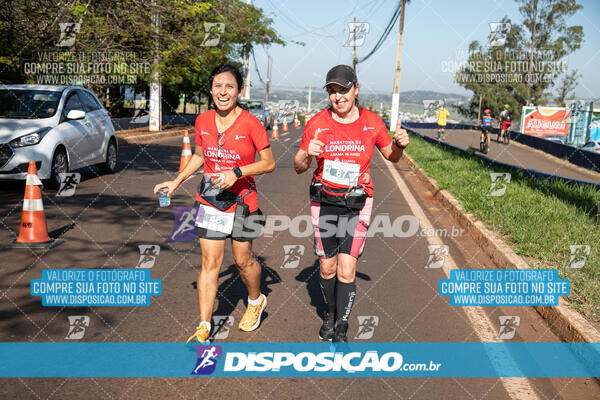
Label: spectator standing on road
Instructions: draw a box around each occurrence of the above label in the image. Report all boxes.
[436,104,450,141]
[154,64,275,343]
[293,65,409,342]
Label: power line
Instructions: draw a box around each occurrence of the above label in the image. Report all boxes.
[251,49,266,86]
[357,0,402,64]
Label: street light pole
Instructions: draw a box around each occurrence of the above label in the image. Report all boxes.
[149,0,161,132]
[305,86,312,114]
[243,0,252,100]
[390,0,406,132]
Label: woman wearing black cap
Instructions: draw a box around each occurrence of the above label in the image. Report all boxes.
[293,65,409,342]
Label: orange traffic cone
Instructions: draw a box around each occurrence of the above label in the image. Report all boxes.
[6,161,63,248]
[293,113,300,128]
[272,119,279,138]
[179,130,192,172]
[282,117,288,132]
[306,113,312,124]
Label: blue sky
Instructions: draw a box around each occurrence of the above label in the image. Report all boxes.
[250,0,600,99]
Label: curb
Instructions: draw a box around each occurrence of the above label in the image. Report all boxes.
[117,126,193,145]
[400,151,600,344]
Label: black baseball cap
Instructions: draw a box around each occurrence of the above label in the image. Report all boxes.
[324,64,357,89]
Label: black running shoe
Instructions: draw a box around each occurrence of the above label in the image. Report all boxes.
[332,321,348,342]
[319,313,335,341]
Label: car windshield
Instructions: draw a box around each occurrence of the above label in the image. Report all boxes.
[582,142,596,148]
[0,89,62,119]
[240,101,264,111]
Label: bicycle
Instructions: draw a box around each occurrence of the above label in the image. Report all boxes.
[479,126,490,154]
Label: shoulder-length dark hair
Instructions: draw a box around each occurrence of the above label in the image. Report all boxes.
[207,63,248,110]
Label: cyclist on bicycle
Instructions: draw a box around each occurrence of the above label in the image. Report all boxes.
[479,109,493,153]
[498,104,511,143]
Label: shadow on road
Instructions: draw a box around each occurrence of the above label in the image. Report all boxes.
[190,255,281,337]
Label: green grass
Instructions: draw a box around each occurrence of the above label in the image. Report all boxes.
[401,131,600,323]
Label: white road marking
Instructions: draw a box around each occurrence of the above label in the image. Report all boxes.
[380,153,540,400]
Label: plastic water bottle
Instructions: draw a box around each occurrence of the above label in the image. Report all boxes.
[158,188,171,207]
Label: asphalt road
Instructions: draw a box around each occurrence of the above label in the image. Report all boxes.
[1,125,598,399]
[419,128,600,184]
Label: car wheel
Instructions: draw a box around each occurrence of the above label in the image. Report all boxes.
[99,139,117,174]
[47,147,68,189]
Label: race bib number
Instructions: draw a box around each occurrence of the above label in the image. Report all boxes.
[195,203,235,234]
[323,159,360,187]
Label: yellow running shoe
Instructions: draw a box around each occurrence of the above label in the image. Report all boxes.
[238,294,267,332]
[187,324,210,343]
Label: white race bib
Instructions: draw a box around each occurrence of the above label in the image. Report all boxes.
[195,203,235,234]
[323,159,360,187]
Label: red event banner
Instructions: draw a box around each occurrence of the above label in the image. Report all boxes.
[521,107,570,138]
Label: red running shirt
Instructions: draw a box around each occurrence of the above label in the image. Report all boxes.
[299,108,392,197]
[194,109,270,212]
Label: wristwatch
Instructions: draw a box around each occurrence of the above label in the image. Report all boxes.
[393,139,407,150]
[233,166,243,178]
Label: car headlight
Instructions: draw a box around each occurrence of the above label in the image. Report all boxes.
[9,128,51,148]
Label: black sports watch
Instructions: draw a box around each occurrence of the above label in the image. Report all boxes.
[233,166,243,178]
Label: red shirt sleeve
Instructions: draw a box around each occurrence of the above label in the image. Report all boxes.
[299,118,315,151]
[194,114,203,148]
[250,117,270,152]
[374,116,393,149]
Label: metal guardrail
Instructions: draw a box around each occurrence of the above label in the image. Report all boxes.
[402,124,600,191]
[402,122,600,176]
[111,114,197,131]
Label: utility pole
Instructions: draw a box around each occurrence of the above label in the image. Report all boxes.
[149,0,161,132]
[525,0,539,107]
[390,0,406,132]
[243,0,252,99]
[265,55,271,104]
[477,94,482,122]
[352,16,357,73]
[305,86,312,114]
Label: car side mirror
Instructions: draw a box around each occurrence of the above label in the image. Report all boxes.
[66,109,86,120]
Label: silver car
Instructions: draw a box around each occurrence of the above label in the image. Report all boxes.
[0,85,118,187]
[581,140,600,153]
[238,99,272,130]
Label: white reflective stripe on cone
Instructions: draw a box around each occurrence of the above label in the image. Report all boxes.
[183,137,190,143]
[26,174,43,186]
[181,149,192,155]
[23,198,44,211]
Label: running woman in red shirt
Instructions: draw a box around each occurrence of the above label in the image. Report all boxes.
[154,64,275,342]
[294,65,409,342]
